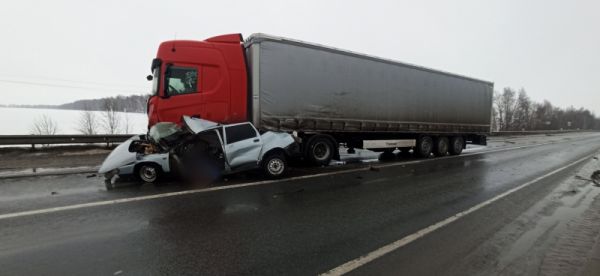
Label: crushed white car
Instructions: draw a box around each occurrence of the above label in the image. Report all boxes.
[99,116,297,189]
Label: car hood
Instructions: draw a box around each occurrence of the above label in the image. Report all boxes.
[182,116,220,133]
[98,136,139,174]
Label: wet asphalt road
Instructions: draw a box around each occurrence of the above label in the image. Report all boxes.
[1,133,600,275]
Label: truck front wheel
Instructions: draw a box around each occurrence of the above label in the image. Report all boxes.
[305,136,335,166]
[449,136,464,155]
[416,136,433,158]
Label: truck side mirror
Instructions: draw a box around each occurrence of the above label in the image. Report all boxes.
[146,75,153,81]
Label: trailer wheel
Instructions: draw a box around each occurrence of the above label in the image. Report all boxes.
[416,136,433,158]
[434,137,449,157]
[305,136,334,166]
[261,152,287,178]
[135,163,161,184]
[449,136,464,155]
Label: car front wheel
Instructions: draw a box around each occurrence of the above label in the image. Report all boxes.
[136,164,161,184]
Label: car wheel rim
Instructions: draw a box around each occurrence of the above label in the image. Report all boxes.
[140,166,157,182]
[268,158,284,175]
[313,142,331,161]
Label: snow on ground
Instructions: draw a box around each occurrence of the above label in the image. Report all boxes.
[0,107,148,135]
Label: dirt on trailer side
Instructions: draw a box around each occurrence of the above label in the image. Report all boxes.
[0,145,113,172]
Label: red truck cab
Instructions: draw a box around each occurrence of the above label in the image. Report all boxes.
[147,34,248,127]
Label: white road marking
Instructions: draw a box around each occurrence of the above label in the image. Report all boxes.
[0,138,593,221]
[319,152,597,276]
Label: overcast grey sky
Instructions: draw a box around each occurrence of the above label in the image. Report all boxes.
[1,0,598,113]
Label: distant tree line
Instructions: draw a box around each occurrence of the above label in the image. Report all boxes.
[58,94,149,113]
[3,94,150,113]
[492,88,600,131]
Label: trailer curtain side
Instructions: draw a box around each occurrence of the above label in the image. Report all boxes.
[246,34,493,134]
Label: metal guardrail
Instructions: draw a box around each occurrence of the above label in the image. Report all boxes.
[0,134,133,148]
[0,130,594,148]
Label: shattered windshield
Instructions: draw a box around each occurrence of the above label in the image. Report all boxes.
[148,122,182,143]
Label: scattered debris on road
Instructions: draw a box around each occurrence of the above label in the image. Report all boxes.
[592,170,600,186]
[576,170,600,186]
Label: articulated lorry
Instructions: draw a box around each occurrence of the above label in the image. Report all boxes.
[147,33,493,166]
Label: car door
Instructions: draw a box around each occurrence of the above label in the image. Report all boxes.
[223,123,262,168]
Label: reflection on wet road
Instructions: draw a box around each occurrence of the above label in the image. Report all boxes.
[1,132,600,275]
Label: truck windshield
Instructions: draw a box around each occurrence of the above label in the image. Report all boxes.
[151,67,160,96]
[165,66,198,96]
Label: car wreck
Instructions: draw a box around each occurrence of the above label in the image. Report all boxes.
[98,116,297,189]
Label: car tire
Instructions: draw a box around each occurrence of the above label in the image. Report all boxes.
[261,152,287,178]
[136,163,161,184]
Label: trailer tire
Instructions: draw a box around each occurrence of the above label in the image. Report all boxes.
[416,136,433,158]
[261,152,287,178]
[305,135,335,166]
[434,137,449,157]
[449,136,464,155]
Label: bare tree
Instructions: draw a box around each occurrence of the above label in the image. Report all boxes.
[491,105,498,131]
[494,88,517,131]
[492,86,600,131]
[101,98,121,134]
[76,107,98,135]
[123,109,132,134]
[30,114,58,135]
[513,89,532,130]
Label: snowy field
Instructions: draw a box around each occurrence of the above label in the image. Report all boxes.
[0,107,148,135]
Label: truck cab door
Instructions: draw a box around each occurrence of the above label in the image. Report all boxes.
[223,123,262,168]
[157,63,204,123]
